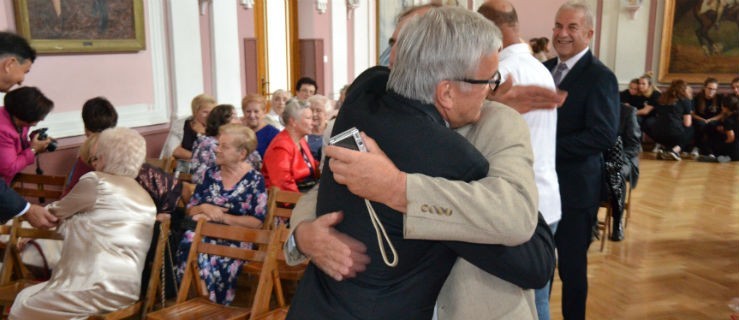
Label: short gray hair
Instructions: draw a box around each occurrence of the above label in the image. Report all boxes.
[560,1,594,29]
[281,98,310,125]
[96,127,146,178]
[307,94,330,111]
[387,7,502,104]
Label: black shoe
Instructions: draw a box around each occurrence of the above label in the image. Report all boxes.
[610,223,624,241]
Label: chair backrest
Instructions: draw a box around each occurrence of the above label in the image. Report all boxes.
[177,182,196,209]
[11,173,66,204]
[0,217,64,285]
[176,220,284,317]
[263,187,302,229]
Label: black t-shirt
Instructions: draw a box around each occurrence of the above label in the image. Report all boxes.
[654,98,692,135]
[620,90,646,109]
[693,93,722,118]
[180,119,197,151]
[723,116,739,145]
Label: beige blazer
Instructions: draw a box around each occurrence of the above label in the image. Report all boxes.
[289,102,539,319]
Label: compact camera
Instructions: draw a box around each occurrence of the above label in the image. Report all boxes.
[30,127,58,152]
[329,127,367,152]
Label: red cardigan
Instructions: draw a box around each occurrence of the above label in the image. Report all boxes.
[262,130,319,192]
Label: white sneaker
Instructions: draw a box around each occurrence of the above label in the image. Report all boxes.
[717,155,731,163]
[652,143,663,153]
[690,147,700,160]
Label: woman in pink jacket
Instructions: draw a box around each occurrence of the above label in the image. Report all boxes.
[0,87,54,183]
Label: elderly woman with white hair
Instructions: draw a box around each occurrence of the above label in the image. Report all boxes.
[10,127,156,320]
[306,94,331,161]
[262,98,319,192]
[265,89,291,130]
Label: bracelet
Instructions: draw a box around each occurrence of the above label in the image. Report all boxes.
[30,147,37,154]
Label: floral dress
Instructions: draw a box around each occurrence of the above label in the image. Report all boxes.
[175,166,267,305]
[190,136,218,185]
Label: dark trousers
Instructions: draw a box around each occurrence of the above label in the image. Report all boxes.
[555,205,599,320]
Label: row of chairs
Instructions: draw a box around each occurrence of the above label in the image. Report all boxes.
[6,171,305,319]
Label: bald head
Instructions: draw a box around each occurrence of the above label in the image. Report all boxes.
[478,0,519,47]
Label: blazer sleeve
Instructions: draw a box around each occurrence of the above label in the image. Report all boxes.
[404,103,538,246]
[0,180,29,222]
[47,173,98,219]
[284,186,318,265]
[557,70,620,159]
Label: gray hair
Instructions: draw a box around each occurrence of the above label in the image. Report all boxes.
[387,7,502,104]
[560,1,594,29]
[307,94,331,112]
[281,98,310,125]
[96,127,146,178]
[272,89,291,101]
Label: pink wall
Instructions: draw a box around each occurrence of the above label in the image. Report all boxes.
[238,4,255,96]
[0,2,155,114]
[509,0,567,45]
[200,11,214,97]
[297,1,333,96]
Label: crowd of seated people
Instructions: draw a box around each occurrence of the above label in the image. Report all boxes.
[241,93,280,159]
[306,94,331,161]
[190,104,241,184]
[622,73,738,162]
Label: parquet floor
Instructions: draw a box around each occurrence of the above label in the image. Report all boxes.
[550,156,739,319]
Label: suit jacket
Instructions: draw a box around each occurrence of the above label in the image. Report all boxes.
[545,52,619,209]
[0,179,27,222]
[289,102,549,319]
[262,130,319,192]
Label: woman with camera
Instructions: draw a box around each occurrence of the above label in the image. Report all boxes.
[0,86,55,184]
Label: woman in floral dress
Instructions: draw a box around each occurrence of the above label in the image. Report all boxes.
[175,123,267,305]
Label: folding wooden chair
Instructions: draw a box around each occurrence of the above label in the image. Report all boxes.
[145,220,285,320]
[11,173,66,204]
[0,217,64,313]
[243,187,304,305]
[88,217,171,320]
[596,202,613,252]
[623,181,633,229]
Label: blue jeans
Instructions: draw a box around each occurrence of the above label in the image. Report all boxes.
[535,221,559,320]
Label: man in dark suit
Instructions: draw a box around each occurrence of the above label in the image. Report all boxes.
[0,31,58,228]
[544,3,619,320]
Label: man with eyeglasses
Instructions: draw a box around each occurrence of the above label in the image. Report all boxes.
[287,6,564,320]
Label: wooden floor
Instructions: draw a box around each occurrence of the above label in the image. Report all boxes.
[549,156,739,320]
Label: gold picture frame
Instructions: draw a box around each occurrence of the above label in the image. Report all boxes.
[13,0,146,54]
[658,0,739,83]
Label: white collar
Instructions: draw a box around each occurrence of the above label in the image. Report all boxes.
[557,47,589,69]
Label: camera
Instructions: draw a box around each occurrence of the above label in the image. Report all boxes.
[31,128,58,152]
[329,127,367,152]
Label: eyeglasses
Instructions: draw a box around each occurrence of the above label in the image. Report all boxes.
[453,70,502,92]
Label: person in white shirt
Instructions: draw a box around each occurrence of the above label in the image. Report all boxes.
[265,89,291,131]
[479,2,561,320]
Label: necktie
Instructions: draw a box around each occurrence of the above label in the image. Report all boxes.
[552,63,568,86]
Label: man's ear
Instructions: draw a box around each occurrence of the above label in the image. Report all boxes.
[0,57,13,73]
[435,80,455,112]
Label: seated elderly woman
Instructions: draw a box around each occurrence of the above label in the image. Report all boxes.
[241,93,280,158]
[10,127,156,320]
[168,94,216,160]
[0,87,54,184]
[306,94,331,162]
[262,99,319,192]
[189,104,240,184]
[265,89,291,131]
[175,123,267,305]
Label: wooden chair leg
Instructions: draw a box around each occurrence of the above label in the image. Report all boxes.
[600,205,612,252]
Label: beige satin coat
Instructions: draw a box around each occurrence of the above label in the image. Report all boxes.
[10,171,156,320]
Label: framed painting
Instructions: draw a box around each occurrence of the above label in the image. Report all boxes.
[13,0,146,54]
[658,0,739,83]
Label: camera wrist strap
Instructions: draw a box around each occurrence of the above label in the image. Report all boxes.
[364,199,398,267]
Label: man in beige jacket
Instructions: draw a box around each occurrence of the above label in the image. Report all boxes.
[285,5,564,320]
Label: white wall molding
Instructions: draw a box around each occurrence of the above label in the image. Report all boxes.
[352,0,373,87]
[167,0,205,119]
[210,0,243,108]
[331,0,348,100]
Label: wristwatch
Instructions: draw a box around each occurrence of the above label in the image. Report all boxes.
[285,232,307,263]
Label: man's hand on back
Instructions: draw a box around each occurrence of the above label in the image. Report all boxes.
[489,74,568,114]
[294,212,370,281]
